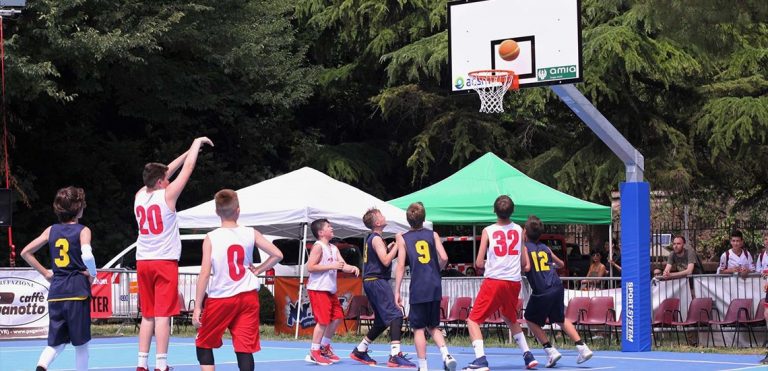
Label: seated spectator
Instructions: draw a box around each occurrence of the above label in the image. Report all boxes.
[717,229,755,277]
[581,250,607,290]
[661,235,699,280]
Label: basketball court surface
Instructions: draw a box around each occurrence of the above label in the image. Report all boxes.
[1,337,764,371]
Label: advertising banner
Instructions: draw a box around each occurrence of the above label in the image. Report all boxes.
[90,271,113,319]
[0,270,50,339]
[274,277,362,336]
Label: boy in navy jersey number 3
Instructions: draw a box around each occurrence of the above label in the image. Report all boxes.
[192,189,283,371]
[21,187,97,371]
[523,215,592,367]
[395,202,457,371]
[350,208,416,367]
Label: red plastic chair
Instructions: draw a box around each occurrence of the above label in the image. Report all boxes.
[708,298,753,347]
[579,296,615,343]
[671,297,713,347]
[605,308,622,344]
[652,298,680,347]
[563,297,590,339]
[739,301,765,347]
[445,296,472,340]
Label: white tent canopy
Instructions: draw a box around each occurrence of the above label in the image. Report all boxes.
[177,167,427,237]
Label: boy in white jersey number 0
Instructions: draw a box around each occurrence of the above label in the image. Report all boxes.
[192,189,283,371]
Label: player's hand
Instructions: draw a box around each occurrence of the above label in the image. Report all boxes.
[196,136,214,148]
[333,261,345,270]
[43,270,53,282]
[387,242,396,253]
[81,271,95,284]
[192,308,203,328]
[249,264,260,276]
[395,293,402,308]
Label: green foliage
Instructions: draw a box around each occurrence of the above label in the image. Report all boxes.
[258,285,276,325]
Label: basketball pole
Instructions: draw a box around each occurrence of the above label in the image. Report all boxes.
[550,84,652,352]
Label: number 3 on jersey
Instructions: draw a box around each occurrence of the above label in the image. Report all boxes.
[492,229,520,257]
[136,205,164,235]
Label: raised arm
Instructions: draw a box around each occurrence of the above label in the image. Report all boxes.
[434,231,449,270]
[251,230,283,275]
[192,236,213,328]
[547,246,565,268]
[165,150,191,179]
[394,233,407,307]
[20,227,52,281]
[372,235,398,267]
[165,137,214,210]
[521,244,531,273]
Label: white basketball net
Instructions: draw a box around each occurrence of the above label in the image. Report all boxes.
[468,70,517,114]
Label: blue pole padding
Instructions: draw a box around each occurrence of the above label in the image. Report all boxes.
[620,181,651,352]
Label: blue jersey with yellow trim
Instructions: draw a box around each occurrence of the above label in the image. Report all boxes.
[364,233,390,279]
[48,223,90,300]
[523,241,562,294]
[403,228,441,304]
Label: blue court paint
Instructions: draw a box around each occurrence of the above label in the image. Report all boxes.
[1,337,764,370]
[620,181,652,352]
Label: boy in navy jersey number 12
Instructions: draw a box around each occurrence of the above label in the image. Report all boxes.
[21,187,96,371]
[394,202,457,371]
[523,215,592,367]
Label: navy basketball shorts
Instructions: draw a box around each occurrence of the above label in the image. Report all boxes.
[408,300,441,329]
[363,279,403,327]
[524,288,565,327]
[48,299,92,346]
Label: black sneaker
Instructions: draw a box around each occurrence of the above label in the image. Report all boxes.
[350,348,377,365]
[461,356,489,371]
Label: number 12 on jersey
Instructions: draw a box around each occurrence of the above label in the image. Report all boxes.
[529,251,551,272]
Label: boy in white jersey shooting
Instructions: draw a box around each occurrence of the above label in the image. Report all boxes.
[462,195,537,371]
[134,136,213,371]
[192,189,283,371]
[305,218,360,365]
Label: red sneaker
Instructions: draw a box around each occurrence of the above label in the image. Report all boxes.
[306,349,333,366]
[320,344,341,363]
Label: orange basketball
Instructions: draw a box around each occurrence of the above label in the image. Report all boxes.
[499,39,520,61]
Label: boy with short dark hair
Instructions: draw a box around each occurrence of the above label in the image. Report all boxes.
[462,195,537,371]
[350,208,415,367]
[21,187,95,371]
[305,218,360,365]
[522,215,592,367]
[192,189,283,371]
[394,202,457,371]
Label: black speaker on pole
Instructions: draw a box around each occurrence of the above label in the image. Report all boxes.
[0,189,11,227]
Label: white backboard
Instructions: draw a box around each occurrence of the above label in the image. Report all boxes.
[448,0,583,93]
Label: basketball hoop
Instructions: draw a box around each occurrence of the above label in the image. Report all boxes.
[467,70,519,113]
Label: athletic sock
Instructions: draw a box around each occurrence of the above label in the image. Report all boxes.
[38,344,66,369]
[311,343,321,351]
[513,332,530,353]
[418,358,428,370]
[472,339,485,358]
[137,352,149,369]
[390,342,401,356]
[321,336,332,346]
[156,353,167,370]
[74,343,89,371]
[357,338,371,352]
[439,345,450,361]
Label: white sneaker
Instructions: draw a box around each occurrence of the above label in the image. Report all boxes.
[544,347,562,368]
[576,344,593,364]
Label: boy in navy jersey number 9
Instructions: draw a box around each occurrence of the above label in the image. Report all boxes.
[21,187,96,371]
[394,202,457,371]
[523,215,592,367]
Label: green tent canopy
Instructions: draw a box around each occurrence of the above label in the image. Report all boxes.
[389,153,611,225]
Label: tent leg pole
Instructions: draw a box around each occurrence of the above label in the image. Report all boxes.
[295,223,309,339]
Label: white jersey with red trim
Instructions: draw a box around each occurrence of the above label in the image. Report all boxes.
[307,242,339,294]
[207,226,258,298]
[482,222,524,281]
[134,189,181,260]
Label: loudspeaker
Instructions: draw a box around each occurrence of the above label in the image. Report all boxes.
[0,189,11,227]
